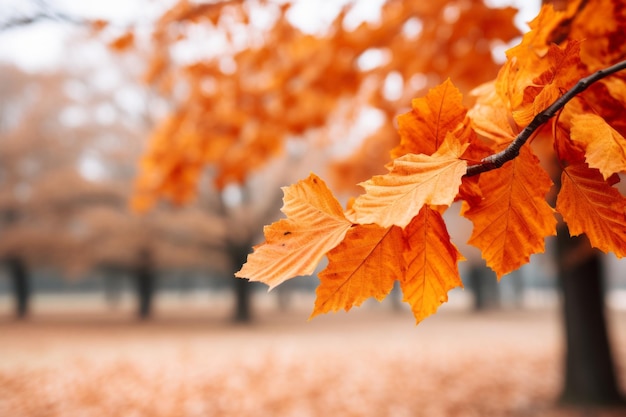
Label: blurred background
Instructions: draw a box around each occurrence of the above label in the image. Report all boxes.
[0,0,625,416]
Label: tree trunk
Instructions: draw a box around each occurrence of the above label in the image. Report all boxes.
[467,262,499,310]
[103,273,124,308]
[134,250,155,320]
[390,281,403,312]
[232,244,252,323]
[233,275,251,322]
[556,227,624,406]
[7,256,29,319]
[135,270,155,319]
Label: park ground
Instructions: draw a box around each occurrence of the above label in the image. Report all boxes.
[1,291,626,417]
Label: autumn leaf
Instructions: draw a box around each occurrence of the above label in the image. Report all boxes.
[393,78,467,158]
[502,41,582,126]
[352,134,468,228]
[495,2,583,122]
[552,98,587,164]
[311,225,404,318]
[512,41,583,126]
[133,0,519,205]
[564,0,626,71]
[109,32,135,51]
[505,2,582,62]
[132,0,626,329]
[468,81,517,146]
[402,206,464,324]
[556,163,626,257]
[463,146,557,278]
[570,113,626,180]
[236,174,351,288]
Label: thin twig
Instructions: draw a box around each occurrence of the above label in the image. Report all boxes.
[465,59,626,177]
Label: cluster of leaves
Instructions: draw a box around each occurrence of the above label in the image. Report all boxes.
[130,0,519,210]
[237,0,626,323]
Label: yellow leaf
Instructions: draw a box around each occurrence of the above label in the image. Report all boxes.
[353,134,468,228]
[402,206,464,324]
[570,114,626,180]
[311,225,403,318]
[236,173,351,288]
[463,146,557,277]
[556,163,626,257]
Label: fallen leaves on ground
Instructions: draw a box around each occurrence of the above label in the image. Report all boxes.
[1,304,625,417]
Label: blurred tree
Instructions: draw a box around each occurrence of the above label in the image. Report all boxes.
[133,247,155,320]
[125,0,520,321]
[132,0,626,409]
[0,58,231,319]
[540,0,624,406]
[4,254,29,318]
[0,0,84,30]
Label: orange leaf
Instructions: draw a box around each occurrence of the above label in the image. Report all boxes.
[463,146,557,277]
[512,41,583,126]
[90,19,108,32]
[109,32,135,51]
[393,78,467,158]
[468,81,517,146]
[564,0,626,71]
[311,225,404,318]
[236,174,351,288]
[556,163,626,257]
[402,206,464,324]
[353,134,468,228]
[505,2,582,62]
[570,114,626,180]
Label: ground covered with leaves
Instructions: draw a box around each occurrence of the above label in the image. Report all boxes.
[0,295,625,417]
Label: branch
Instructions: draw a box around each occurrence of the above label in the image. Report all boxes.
[465,59,626,177]
[0,11,83,31]
[0,0,100,31]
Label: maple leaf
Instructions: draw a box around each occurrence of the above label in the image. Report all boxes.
[235,174,351,288]
[311,224,403,318]
[352,134,468,228]
[556,163,626,258]
[393,78,467,158]
[402,205,464,324]
[570,113,626,180]
[463,146,557,278]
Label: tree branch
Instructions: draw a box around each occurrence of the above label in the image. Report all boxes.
[465,59,626,177]
[0,11,84,31]
[0,0,92,31]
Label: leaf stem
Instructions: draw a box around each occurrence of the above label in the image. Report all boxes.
[465,59,626,177]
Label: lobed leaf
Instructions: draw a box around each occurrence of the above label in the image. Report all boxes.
[468,81,517,146]
[463,146,557,278]
[393,78,467,158]
[511,41,583,126]
[236,174,351,288]
[402,206,464,324]
[311,225,404,318]
[556,163,626,257]
[353,135,468,228]
[570,113,626,180]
